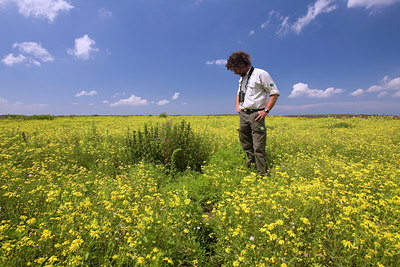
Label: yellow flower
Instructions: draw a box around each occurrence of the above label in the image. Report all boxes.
[34,258,46,264]
[163,257,174,264]
[40,229,52,240]
[16,225,26,233]
[1,242,12,252]
[73,191,83,197]
[90,230,100,239]
[342,240,352,249]
[137,257,145,264]
[48,255,58,263]
[27,218,37,225]
[300,217,310,225]
[71,256,82,265]
[69,238,84,252]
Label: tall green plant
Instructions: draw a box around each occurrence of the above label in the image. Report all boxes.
[125,120,211,171]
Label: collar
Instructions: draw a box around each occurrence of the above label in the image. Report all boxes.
[245,66,254,78]
[241,66,252,77]
[245,67,252,76]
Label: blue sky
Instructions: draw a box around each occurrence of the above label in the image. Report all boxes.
[1,0,399,116]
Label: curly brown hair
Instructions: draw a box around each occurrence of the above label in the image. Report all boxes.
[225,51,252,71]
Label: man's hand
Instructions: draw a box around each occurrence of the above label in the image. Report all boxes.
[236,105,242,113]
[255,110,268,121]
[256,94,278,121]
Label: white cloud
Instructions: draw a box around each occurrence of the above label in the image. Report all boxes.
[2,53,27,66]
[367,75,400,93]
[351,88,365,97]
[377,91,389,98]
[264,0,337,36]
[157,99,170,106]
[75,90,97,97]
[2,42,53,66]
[68,35,99,60]
[111,92,126,98]
[110,95,149,107]
[292,0,337,34]
[0,96,47,113]
[98,7,112,18]
[347,0,400,9]
[15,42,54,62]
[206,59,227,65]
[0,97,8,105]
[249,30,255,35]
[0,0,73,22]
[277,16,290,36]
[353,75,400,98]
[277,101,400,113]
[289,82,345,98]
[172,92,180,100]
[261,10,280,29]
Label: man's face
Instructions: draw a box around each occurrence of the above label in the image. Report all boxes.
[232,66,250,77]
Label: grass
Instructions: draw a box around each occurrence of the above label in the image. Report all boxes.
[0,115,399,266]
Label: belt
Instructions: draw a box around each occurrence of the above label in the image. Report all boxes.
[241,108,263,114]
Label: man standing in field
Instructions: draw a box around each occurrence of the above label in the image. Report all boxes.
[226,51,279,177]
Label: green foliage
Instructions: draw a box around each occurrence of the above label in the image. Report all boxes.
[0,114,55,120]
[159,112,167,118]
[328,122,353,129]
[1,115,400,266]
[125,120,211,171]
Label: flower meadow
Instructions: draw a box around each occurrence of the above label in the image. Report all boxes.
[0,115,399,266]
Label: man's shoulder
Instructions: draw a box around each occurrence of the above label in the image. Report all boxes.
[252,68,272,79]
[253,67,269,75]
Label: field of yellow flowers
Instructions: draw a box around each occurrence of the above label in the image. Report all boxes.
[1,115,399,266]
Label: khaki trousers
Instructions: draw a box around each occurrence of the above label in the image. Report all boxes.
[238,111,267,176]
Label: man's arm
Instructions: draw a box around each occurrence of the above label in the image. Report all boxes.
[236,94,241,113]
[255,94,279,121]
[265,94,279,111]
